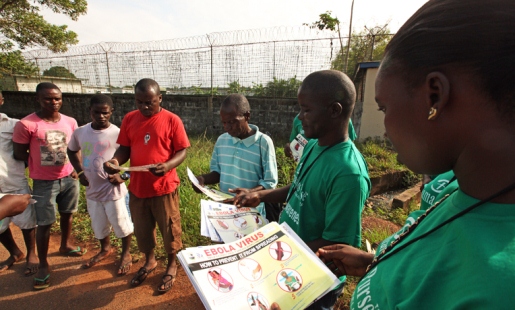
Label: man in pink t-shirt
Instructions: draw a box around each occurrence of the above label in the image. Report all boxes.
[104,78,190,295]
[13,82,83,290]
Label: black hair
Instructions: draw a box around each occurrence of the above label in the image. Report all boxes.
[90,94,113,108]
[383,0,515,117]
[36,82,60,94]
[134,78,160,94]
[300,70,356,118]
[221,94,251,115]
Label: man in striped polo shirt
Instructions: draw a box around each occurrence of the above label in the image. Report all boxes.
[194,94,279,221]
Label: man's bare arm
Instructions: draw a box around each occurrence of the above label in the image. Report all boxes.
[13,142,29,162]
[67,148,89,186]
[0,194,31,221]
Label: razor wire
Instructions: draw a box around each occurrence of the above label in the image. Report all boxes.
[21,26,366,93]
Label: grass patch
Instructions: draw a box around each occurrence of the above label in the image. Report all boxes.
[362,227,394,247]
[355,137,404,178]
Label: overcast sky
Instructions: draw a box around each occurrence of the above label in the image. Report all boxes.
[41,0,429,46]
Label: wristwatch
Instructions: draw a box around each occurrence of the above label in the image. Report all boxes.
[120,172,130,181]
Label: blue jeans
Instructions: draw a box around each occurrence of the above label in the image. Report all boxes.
[33,176,79,226]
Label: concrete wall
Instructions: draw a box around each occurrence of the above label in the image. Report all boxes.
[358,68,385,139]
[0,91,299,140]
[0,75,83,93]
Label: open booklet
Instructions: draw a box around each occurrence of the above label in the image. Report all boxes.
[178,222,340,310]
[289,133,308,163]
[187,167,234,202]
[200,199,268,243]
[105,162,157,172]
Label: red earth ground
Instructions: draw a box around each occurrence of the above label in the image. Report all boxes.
[0,224,204,309]
[0,216,403,309]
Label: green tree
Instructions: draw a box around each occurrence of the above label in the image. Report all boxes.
[42,66,76,78]
[304,11,345,67]
[0,49,38,75]
[332,24,392,77]
[305,11,392,78]
[0,0,88,74]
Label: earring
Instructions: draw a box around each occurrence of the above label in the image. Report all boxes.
[428,107,437,120]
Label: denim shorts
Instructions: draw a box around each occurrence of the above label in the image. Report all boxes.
[33,176,79,226]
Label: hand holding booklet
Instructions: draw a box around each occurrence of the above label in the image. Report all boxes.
[178,222,340,310]
[187,167,234,202]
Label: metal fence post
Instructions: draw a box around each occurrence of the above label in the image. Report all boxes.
[105,52,112,93]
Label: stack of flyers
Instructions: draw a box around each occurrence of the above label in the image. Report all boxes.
[200,199,267,243]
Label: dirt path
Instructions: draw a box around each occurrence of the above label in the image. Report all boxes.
[0,224,204,309]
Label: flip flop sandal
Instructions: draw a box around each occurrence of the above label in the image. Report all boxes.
[81,256,103,269]
[33,274,50,290]
[60,246,87,257]
[118,261,132,276]
[130,266,156,287]
[157,274,176,294]
[24,264,39,276]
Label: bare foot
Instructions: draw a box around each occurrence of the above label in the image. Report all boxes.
[0,253,25,272]
[82,249,113,269]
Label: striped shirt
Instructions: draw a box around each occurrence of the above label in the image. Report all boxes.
[210,124,278,195]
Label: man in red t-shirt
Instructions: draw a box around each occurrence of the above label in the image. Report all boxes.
[104,78,190,294]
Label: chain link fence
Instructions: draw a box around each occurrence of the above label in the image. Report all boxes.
[22,27,385,96]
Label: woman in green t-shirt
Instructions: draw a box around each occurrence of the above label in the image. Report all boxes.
[316,0,515,308]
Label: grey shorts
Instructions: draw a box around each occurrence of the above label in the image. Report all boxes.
[33,176,80,226]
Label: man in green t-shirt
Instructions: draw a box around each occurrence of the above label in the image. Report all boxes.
[233,70,371,309]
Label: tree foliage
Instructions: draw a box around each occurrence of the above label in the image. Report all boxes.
[227,80,250,95]
[42,65,76,78]
[225,77,301,98]
[0,49,38,75]
[305,12,392,78]
[332,24,392,77]
[0,0,87,75]
[303,11,345,64]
